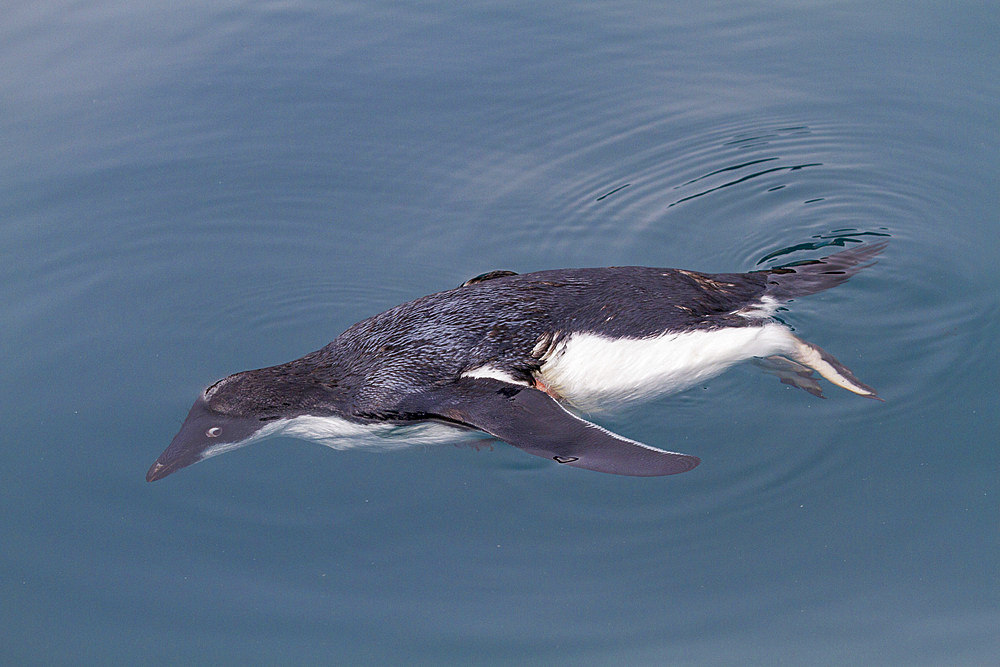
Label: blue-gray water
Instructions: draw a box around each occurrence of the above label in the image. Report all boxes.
[3,1,998,663]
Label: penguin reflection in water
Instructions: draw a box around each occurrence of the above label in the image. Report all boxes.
[147,243,885,481]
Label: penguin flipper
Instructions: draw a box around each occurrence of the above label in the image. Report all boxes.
[397,377,699,476]
[460,270,518,287]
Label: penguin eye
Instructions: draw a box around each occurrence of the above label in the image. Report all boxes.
[206,427,222,437]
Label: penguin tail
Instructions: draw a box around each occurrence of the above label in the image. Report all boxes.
[759,241,887,302]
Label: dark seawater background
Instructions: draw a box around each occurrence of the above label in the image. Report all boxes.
[2,1,998,663]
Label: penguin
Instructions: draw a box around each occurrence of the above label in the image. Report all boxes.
[146,242,885,482]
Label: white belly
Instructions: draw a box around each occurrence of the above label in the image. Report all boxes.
[538,323,796,411]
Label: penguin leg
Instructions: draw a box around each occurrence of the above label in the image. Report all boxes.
[393,377,700,476]
[785,335,882,400]
[754,356,825,398]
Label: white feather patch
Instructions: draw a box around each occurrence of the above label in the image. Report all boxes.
[461,365,528,386]
[200,414,479,460]
[200,420,288,459]
[274,414,472,450]
[538,324,796,411]
[734,295,780,318]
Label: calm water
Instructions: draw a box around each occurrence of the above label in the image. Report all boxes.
[3,1,998,663]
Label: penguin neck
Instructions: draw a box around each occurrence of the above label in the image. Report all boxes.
[231,352,361,421]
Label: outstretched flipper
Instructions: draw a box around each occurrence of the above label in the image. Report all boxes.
[395,377,699,476]
[786,335,882,400]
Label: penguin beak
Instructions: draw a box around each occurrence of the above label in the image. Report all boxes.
[147,397,260,482]
[145,458,186,483]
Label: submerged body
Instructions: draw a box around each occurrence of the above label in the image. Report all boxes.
[147,243,884,481]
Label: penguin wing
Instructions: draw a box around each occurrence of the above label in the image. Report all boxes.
[395,377,699,476]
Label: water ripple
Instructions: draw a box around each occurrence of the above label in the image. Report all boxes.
[397,103,993,534]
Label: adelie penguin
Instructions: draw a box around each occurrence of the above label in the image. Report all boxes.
[147,242,885,482]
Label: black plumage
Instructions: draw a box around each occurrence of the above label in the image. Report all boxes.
[147,242,884,481]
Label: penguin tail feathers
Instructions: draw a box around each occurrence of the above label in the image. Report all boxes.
[760,241,887,301]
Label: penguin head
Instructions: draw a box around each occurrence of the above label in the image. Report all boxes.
[146,372,286,482]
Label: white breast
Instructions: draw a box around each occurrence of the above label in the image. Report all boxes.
[275,414,474,450]
[538,323,796,411]
[201,412,487,459]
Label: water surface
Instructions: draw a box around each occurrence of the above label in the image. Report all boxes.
[2,0,998,663]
